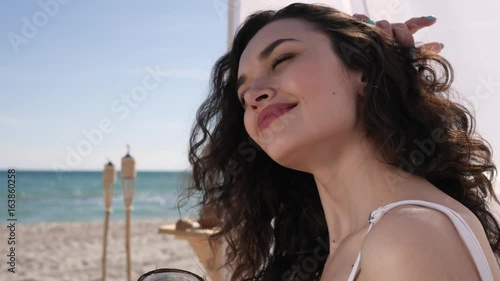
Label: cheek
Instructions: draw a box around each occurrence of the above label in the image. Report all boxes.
[283,58,325,93]
[243,112,257,140]
[283,55,343,105]
[307,96,357,139]
[301,75,360,141]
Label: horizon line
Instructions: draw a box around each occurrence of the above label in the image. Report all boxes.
[0,168,191,172]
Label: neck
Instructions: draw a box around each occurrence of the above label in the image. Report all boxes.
[310,135,414,251]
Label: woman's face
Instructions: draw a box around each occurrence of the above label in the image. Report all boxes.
[237,18,366,171]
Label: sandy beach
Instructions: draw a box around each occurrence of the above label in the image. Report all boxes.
[1,203,499,281]
[0,218,209,281]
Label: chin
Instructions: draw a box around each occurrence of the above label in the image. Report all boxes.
[253,114,314,169]
[274,154,309,172]
[260,139,306,171]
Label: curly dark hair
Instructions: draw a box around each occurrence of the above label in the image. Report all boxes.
[183,3,499,280]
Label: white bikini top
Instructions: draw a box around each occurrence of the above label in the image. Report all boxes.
[346,200,494,281]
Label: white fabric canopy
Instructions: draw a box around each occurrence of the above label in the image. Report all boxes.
[227,0,500,207]
[227,0,363,47]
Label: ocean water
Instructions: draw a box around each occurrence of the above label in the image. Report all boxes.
[0,170,200,223]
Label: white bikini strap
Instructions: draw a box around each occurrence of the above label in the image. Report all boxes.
[347,199,493,281]
[347,221,374,281]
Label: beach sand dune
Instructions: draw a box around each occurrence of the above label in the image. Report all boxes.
[0,219,207,281]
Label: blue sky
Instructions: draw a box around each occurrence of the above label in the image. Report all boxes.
[1,0,228,170]
[1,0,499,173]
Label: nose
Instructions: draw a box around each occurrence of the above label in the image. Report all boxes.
[244,84,276,110]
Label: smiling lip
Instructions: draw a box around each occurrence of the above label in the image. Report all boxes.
[257,102,298,131]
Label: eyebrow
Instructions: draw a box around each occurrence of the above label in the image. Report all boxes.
[237,38,301,93]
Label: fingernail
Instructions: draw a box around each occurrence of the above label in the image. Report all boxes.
[424,15,436,20]
[440,43,444,49]
[366,18,376,25]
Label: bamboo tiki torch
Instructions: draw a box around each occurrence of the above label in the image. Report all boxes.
[102,161,116,281]
[121,145,136,281]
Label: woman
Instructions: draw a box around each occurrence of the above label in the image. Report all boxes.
[186,3,500,280]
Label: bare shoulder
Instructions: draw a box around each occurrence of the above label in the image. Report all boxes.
[358,205,495,281]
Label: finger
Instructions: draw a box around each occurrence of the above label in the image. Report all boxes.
[353,13,369,22]
[418,42,444,54]
[405,16,437,34]
[353,13,374,25]
[376,20,393,37]
[391,23,415,47]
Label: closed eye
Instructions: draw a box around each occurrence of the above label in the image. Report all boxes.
[238,53,295,108]
[270,53,295,70]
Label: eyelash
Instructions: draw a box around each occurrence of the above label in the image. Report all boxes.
[270,53,294,70]
[239,53,295,107]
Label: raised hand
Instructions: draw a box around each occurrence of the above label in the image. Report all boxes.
[353,14,443,53]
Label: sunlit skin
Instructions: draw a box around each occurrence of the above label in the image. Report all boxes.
[238,19,364,171]
[237,18,499,280]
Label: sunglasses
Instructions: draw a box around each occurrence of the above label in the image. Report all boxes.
[137,268,204,281]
